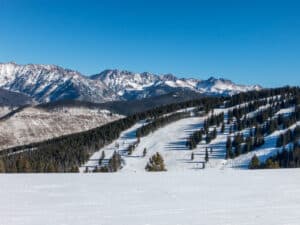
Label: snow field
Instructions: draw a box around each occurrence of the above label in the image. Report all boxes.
[1,170,300,225]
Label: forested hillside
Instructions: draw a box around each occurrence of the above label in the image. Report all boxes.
[0,86,299,173]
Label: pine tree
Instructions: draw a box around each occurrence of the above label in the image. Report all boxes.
[145,152,166,171]
[212,127,217,139]
[99,151,105,165]
[249,154,260,169]
[0,159,5,173]
[205,148,209,162]
[46,163,56,173]
[109,151,122,172]
[143,148,147,157]
[221,123,225,133]
[70,166,79,173]
[23,159,32,173]
[226,136,233,159]
[264,159,279,169]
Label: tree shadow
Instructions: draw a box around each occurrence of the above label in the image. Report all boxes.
[122,129,138,140]
[164,140,189,151]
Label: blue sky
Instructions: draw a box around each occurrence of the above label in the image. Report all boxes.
[0,0,299,87]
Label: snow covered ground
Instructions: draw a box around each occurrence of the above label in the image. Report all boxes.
[83,101,297,172]
[81,116,206,172]
[0,106,123,150]
[1,170,300,225]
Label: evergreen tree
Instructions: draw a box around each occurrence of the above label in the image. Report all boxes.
[109,151,122,172]
[46,163,56,173]
[99,151,105,165]
[205,148,209,162]
[249,154,260,169]
[145,152,166,171]
[264,158,280,169]
[212,127,217,139]
[143,148,147,157]
[70,166,79,173]
[221,123,225,133]
[225,136,233,159]
[0,159,5,173]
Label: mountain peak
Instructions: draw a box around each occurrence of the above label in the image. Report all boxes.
[0,62,118,103]
[93,68,262,99]
[0,62,263,103]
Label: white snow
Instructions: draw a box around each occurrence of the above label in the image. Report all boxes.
[1,170,300,225]
[226,121,300,168]
[0,106,13,118]
[0,106,123,150]
[96,69,262,98]
[82,110,223,172]
[82,95,299,172]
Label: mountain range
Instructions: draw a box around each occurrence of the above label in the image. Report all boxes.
[0,62,262,103]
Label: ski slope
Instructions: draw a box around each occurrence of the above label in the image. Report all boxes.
[81,116,207,172]
[82,97,299,172]
[1,170,300,225]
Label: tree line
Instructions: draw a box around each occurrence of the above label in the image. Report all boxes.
[0,96,224,173]
[249,142,300,169]
[186,113,223,150]
[0,86,299,173]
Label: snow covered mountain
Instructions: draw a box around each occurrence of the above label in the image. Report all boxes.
[0,62,118,103]
[0,104,123,150]
[0,63,261,103]
[91,69,262,100]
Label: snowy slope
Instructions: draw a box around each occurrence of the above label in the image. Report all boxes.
[226,106,298,168]
[82,96,299,172]
[0,106,123,150]
[82,108,225,172]
[1,170,300,225]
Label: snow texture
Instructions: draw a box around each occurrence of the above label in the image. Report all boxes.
[82,98,298,172]
[1,170,300,225]
[0,106,123,149]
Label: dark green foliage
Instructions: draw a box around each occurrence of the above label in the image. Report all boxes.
[143,148,147,157]
[263,159,280,169]
[0,159,5,173]
[249,155,260,169]
[187,113,223,149]
[205,148,209,162]
[221,123,225,133]
[0,86,299,172]
[243,136,253,153]
[204,113,224,129]
[226,136,233,159]
[0,111,144,172]
[276,126,300,148]
[186,129,203,149]
[260,143,300,169]
[145,152,166,171]
[127,144,135,155]
[99,151,105,165]
[136,112,191,138]
[109,151,122,172]
[2,98,214,172]
[225,86,300,108]
[70,166,79,173]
